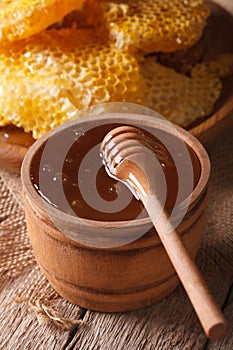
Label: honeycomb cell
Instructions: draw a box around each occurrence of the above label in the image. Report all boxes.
[0,0,85,45]
[140,57,222,126]
[95,0,211,53]
[0,28,146,138]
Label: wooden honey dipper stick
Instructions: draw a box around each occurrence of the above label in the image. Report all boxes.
[100,125,230,340]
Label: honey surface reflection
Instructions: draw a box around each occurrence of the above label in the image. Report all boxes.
[30,123,200,221]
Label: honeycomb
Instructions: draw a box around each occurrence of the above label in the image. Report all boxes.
[192,54,233,79]
[0,0,85,45]
[140,57,222,126]
[0,28,146,139]
[95,0,211,53]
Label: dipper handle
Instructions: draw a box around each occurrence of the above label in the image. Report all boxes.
[144,194,230,340]
[101,125,230,339]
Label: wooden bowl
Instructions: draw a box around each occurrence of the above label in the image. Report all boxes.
[21,113,210,312]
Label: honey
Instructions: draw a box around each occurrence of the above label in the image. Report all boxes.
[30,123,200,222]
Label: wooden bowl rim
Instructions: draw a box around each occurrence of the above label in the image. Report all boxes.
[21,113,210,229]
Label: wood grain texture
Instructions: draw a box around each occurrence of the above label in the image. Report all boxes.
[0,142,27,173]
[65,275,233,350]
[0,274,232,349]
[0,273,84,350]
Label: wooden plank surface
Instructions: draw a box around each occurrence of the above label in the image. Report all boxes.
[0,273,85,350]
[66,277,232,350]
[0,269,232,349]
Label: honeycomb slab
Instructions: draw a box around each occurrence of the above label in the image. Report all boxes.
[95,0,211,53]
[140,57,222,126]
[0,29,146,138]
[0,0,85,45]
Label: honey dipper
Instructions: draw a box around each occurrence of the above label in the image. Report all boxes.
[100,125,230,340]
